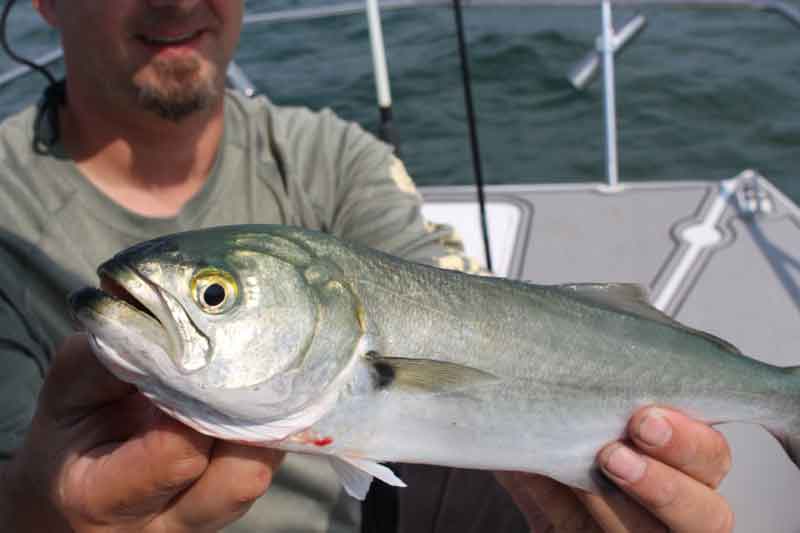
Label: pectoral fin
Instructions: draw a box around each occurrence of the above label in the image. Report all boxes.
[367,353,498,393]
[329,456,406,500]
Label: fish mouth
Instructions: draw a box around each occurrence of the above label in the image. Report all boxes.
[96,258,171,337]
[70,256,209,379]
[69,265,168,346]
[99,274,161,324]
[96,258,211,374]
[68,280,171,385]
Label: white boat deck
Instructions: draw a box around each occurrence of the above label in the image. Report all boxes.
[421,170,800,532]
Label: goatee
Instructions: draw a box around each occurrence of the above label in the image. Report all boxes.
[136,56,220,122]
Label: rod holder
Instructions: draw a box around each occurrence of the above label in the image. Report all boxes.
[568,13,647,90]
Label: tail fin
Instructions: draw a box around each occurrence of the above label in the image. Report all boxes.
[767,428,800,470]
[785,436,800,468]
[764,366,800,469]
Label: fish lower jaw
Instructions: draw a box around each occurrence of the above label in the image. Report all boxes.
[90,335,149,384]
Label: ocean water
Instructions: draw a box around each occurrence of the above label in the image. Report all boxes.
[1,1,798,203]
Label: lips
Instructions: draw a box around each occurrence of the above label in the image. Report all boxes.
[138,29,205,46]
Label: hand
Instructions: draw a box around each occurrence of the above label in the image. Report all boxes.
[496,407,733,532]
[1,333,284,533]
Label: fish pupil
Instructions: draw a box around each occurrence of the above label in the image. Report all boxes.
[203,283,226,307]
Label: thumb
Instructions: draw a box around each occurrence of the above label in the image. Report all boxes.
[39,333,136,421]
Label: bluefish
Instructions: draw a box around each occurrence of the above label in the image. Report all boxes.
[69,224,800,499]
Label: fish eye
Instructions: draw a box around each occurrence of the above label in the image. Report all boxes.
[191,269,238,314]
[203,283,226,308]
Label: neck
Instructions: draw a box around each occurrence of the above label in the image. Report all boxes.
[59,78,226,218]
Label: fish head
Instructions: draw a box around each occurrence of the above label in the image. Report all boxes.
[70,226,366,425]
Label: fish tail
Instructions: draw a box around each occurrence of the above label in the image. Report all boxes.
[763,366,800,469]
[764,429,800,470]
[784,436,800,468]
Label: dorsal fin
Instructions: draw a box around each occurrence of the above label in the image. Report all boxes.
[559,283,671,323]
[558,283,742,355]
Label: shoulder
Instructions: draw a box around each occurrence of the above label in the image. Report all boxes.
[223,90,392,171]
[0,104,39,168]
[0,103,67,244]
[225,89,353,136]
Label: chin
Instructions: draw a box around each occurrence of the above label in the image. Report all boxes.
[134,58,223,120]
[137,78,222,122]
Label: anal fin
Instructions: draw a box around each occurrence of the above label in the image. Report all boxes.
[329,456,406,500]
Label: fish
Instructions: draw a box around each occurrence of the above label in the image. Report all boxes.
[69,224,800,500]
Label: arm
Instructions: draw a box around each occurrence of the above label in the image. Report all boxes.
[303,113,479,271]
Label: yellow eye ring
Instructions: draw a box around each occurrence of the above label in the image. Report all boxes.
[191,268,239,314]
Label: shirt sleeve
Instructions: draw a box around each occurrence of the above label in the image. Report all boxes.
[0,246,50,462]
[326,118,487,274]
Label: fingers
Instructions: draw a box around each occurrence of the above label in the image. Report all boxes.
[627,407,732,488]
[41,333,136,422]
[598,444,733,533]
[166,441,284,531]
[63,410,214,524]
[595,407,735,533]
[69,391,157,452]
[497,407,734,533]
[38,334,163,468]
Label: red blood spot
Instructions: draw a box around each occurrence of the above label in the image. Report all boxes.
[313,437,333,447]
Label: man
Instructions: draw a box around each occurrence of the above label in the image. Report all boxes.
[0,1,734,531]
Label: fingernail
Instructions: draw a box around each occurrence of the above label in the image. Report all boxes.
[637,409,672,447]
[602,445,647,483]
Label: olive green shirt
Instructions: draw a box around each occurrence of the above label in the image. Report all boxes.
[0,88,476,532]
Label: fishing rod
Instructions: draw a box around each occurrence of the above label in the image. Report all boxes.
[453,0,494,273]
[362,0,493,271]
[365,0,401,151]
